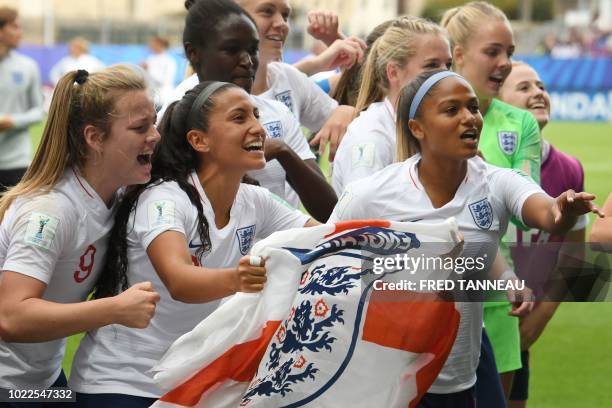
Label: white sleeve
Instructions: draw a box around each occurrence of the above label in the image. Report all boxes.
[132,184,194,250]
[2,196,77,284]
[328,184,368,222]
[276,103,316,161]
[331,129,392,195]
[252,186,310,238]
[490,168,546,225]
[282,63,338,132]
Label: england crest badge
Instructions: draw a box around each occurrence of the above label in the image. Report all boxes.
[12,71,24,85]
[275,90,293,111]
[263,121,283,139]
[498,131,518,155]
[236,225,256,255]
[469,198,493,230]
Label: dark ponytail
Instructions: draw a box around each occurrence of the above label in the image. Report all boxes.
[93,81,237,298]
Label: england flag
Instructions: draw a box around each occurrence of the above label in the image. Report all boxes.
[151,219,462,407]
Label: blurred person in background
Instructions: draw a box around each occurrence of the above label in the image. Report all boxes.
[0,6,43,194]
[49,37,104,86]
[499,60,588,408]
[142,36,177,110]
[441,2,542,405]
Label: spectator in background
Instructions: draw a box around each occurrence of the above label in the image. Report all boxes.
[0,7,43,193]
[539,32,557,55]
[49,37,104,86]
[551,28,583,58]
[142,36,177,109]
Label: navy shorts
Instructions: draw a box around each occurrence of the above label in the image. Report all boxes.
[509,350,530,401]
[475,328,507,408]
[75,393,157,408]
[418,386,476,408]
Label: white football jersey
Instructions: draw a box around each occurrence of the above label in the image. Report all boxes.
[0,169,116,388]
[69,173,309,397]
[158,74,315,208]
[332,98,396,194]
[259,61,338,132]
[330,155,544,393]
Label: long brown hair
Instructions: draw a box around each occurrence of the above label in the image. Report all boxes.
[0,65,147,221]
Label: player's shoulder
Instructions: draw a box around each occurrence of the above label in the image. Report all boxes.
[268,61,304,79]
[9,51,38,73]
[139,179,189,204]
[7,190,79,234]
[491,98,538,126]
[251,93,292,114]
[349,160,409,196]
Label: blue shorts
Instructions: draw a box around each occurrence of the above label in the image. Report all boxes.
[75,393,157,408]
[475,328,507,408]
[509,350,530,401]
[417,386,476,408]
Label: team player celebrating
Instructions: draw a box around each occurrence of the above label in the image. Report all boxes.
[69,81,317,406]
[162,0,336,221]
[0,66,161,397]
[441,3,542,401]
[332,15,452,194]
[499,61,588,408]
[330,69,603,408]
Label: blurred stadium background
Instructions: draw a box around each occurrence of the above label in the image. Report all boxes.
[5,0,611,406]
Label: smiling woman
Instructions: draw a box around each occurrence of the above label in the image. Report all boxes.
[0,65,161,397]
[160,0,337,222]
[68,81,318,406]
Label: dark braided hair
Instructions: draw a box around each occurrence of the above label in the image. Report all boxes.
[93,81,237,298]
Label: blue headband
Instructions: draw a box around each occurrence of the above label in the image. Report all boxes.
[408,71,464,120]
[187,82,230,129]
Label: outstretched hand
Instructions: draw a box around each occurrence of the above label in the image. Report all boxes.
[552,190,604,223]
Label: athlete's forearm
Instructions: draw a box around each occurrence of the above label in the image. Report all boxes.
[156,263,238,304]
[276,152,337,222]
[0,296,116,343]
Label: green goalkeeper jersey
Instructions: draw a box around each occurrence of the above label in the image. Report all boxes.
[481,99,541,304]
[480,98,541,185]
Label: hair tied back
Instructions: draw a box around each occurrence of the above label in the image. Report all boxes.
[75,69,89,85]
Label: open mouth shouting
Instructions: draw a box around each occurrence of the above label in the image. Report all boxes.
[137,152,153,165]
[460,128,480,146]
[488,73,505,90]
